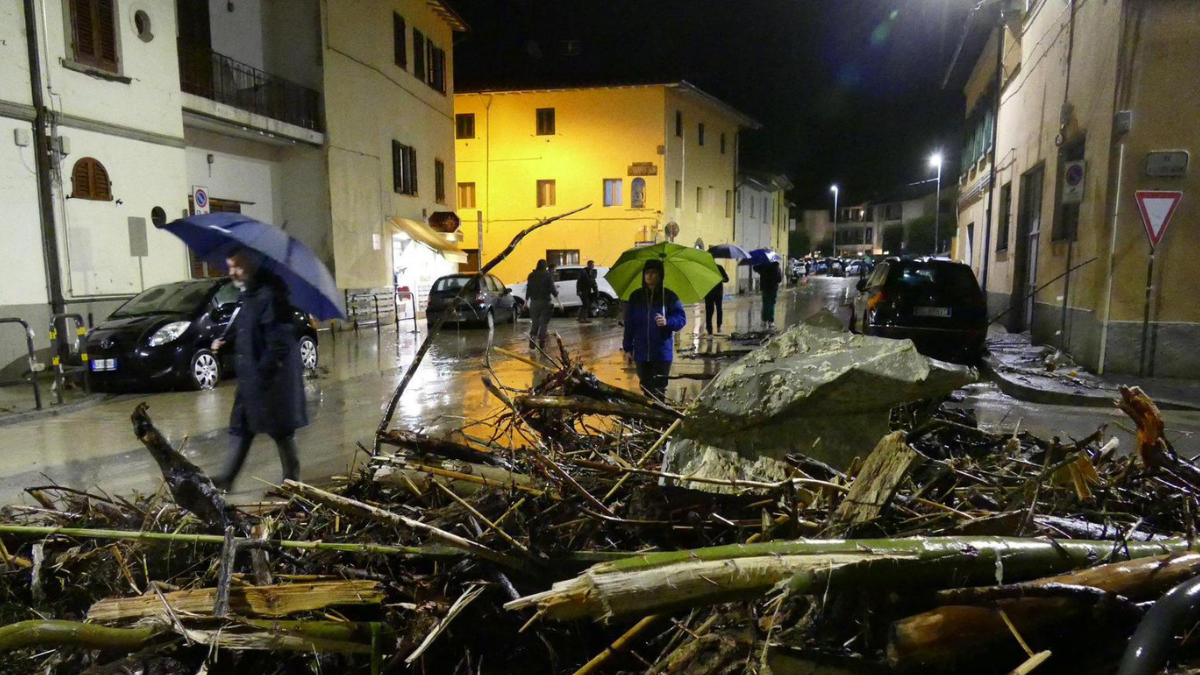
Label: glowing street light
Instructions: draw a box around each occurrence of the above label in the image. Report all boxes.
[929,153,943,255]
[830,184,839,254]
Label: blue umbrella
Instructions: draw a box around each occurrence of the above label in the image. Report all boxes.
[740,248,781,267]
[164,213,345,320]
[708,243,749,260]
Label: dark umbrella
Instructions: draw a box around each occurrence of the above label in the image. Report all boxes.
[740,248,781,267]
[708,243,749,261]
[164,213,345,320]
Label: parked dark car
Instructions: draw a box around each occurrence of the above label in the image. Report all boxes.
[815,258,845,277]
[425,273,518,328]
[86,278,319,391]
[850,258,987,362]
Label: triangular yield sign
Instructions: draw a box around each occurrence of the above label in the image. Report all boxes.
[1135,190,1183,248]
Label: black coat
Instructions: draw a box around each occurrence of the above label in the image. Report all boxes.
[229,277,308,436]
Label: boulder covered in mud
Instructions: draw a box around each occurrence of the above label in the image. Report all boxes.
[672,323,976,470]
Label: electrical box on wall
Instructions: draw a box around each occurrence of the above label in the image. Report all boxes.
[13,129,31,147]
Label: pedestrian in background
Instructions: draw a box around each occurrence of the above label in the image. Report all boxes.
[211,249,306,491]
[622,259,686,400]
[755,260,782,331]
[526,260,558,349]
[704,265,729,335]
[577,260,597,323]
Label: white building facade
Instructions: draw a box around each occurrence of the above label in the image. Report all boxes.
[0,0,465,380]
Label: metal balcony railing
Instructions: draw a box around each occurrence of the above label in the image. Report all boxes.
[178,43,323,133]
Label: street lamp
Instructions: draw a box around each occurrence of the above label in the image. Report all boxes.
[830,184,839,255]
[929,153,943,256]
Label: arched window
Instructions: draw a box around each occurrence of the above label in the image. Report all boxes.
[631,177,646,209]
[71,158,112,201]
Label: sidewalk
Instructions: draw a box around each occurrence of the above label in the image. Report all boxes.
[983,327,1200,411]
[0,373,117,426]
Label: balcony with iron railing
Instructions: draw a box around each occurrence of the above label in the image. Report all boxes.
[178,43,322,134]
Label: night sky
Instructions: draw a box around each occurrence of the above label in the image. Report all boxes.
[450,0,990,209]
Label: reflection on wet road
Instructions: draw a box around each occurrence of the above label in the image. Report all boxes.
[0,276,1196,504]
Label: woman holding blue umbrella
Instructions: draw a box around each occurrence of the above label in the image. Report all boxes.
[209,249,307,490]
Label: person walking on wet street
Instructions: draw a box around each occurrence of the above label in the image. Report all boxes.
[577,260,598,323]
[755,259,782,331]
[526,259,558,349]
[622,259,686,400]
[704,265,729,335]
[211,249,307,491]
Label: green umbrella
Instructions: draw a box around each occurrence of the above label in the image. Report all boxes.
[604,242,725,304]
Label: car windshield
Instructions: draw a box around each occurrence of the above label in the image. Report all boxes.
[111,282,215,318]
[432,276,475,292]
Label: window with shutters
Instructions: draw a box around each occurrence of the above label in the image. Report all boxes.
[392,141,417,196]
[536,108,555,136]
[457,182,476,208]
[602,179,622,207]
[426,43,446,94]
[393,13,407,68]
[698,123,705,146]
[69,0,120,73]
[412,29,425,81]
[696,187,702,213]
[71,157,112,201]
[434,159,446,204]
[536,180,556,207]
[720,133,727,154]
[455,114,475,139]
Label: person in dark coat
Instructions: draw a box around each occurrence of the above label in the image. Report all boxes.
[526,260,558,349]
[755,260,783,330]
[622,259,686,400]
[210,249,307,491]
[576,260,598,323]
[704,265,729,335]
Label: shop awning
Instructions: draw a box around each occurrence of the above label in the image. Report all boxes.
[389,216,468,264]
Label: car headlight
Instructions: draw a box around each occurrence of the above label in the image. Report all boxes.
[148,321,191,346]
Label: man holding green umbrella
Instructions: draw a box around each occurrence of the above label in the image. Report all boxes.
[606,242,723,401]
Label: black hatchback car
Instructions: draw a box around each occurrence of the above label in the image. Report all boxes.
[86,278,319,391]
[850,258,987,362]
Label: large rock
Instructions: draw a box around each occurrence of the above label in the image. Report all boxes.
[671,324,976,473]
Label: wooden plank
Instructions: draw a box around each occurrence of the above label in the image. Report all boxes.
[87,580,382,622]
[831,431,921,530]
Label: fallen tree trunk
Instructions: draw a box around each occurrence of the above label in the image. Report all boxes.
[507,536,1188,622]
[377,429,507,468]
[514,395,680,425]
[0,620,165,651]
[88,580,383,622]
[888,552,1200,668]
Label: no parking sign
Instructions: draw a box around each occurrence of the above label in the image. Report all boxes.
[193,186,210,215]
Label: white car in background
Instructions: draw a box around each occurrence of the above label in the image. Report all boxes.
[509,265,619,317]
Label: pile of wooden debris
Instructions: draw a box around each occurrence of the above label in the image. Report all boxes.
[0,332,1195,675]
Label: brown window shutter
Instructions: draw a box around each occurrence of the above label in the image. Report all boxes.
[92,162,111,200]
[72,159,91,198]
[96,0,118,68]
[72,0,97,62]
[408,148,418,195]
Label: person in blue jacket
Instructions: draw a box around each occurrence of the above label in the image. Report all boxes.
[622,259,686,400]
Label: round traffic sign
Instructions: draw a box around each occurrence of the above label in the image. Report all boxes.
[194,189,209,208]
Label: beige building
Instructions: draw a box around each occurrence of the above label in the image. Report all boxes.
[956,0,1200,377]
[453,83,760,286]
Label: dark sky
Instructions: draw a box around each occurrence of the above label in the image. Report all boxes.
[450,0,987,208]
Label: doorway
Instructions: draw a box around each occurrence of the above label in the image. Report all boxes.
[1008,164,1044,333]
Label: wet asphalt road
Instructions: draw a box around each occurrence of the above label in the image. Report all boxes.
[0,277,1196,505]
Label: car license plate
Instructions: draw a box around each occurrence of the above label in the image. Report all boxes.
[90,358,117,371]
[914,306,951,318]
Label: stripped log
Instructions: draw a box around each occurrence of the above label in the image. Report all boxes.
[507,536,1188,622]
[888,552,1200,668]
[514,395,680,425]
[88,580,383,621]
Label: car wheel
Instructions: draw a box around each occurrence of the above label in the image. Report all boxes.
[299,335,318,371]
[188,349,221,391]
[591,295,612,318]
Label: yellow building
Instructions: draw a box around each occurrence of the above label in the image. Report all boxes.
[453,83,760,285]
[956,0,1200,377]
